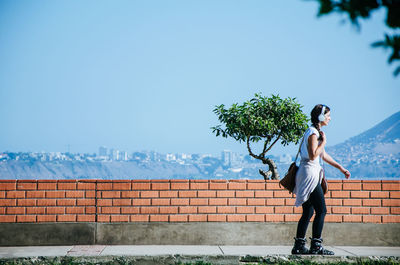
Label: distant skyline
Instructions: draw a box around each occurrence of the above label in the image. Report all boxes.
[1,0,399,157]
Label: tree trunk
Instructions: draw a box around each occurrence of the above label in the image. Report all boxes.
[259,158,280,180]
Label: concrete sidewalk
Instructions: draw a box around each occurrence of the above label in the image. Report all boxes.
[1,245,399,258]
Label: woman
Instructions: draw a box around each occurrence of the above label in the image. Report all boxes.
[291,104,351,255]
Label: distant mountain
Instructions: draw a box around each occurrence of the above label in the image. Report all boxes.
[325,111,400,179]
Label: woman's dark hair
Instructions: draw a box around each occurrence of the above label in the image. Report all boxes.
[311,104,330,140]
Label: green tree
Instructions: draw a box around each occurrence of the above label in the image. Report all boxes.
[310,0,400,76]
[211,94,308,180]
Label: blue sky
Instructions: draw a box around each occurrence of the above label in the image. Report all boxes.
[0,0,399,157]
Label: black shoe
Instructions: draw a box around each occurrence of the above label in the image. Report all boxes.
[309,238,334,255]
[291,237,309,255]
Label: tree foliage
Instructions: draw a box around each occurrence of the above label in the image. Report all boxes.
[311,0,400,76]
[211,94,308,179]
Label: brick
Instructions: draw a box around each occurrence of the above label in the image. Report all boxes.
[227,215,246,222]
[209,198,227,205]
[275,206,293,214]
[188,214,207,222]
[255,191,274,198]
[66,207,85,214]
[198,191,217,197]
[294,207,302,214]
[132,182,151,190]
[371,207,390,215]
[0,182,16,191]
[208,214,226,222]
[285,198,296,206]
[363,215,381,223]
[216,191,234,197]
[85,206,96,214]
[343,182,361,190]
[0,199,16,206]
[190,182,208,190]
[382,182,400,191]
[179,191,197,198]
[77,199,95,206]
[98,199,112,206]
[171,198,189,206]
[46,191,66,198]
[26,191,45,198]
[363,199,382,206]
[266,198,285,206]
[326,198,343,206]
[66,191,85,198]
[102,191,121,198]
[17,199,36,206]
[131,215,149,222]
[256,206,274,214]
[246,215,265,222]
[273,191,291,198]
[351,207,369,214]
[17,182,36,190]
[370,191,389,198]
[179,206,198,214]
[159,207,178,214]
[101,207,120,214]
[266,181,281,190]
[265,214,284,222]
[6,191,25,198]
[46,207,65,214]
[248,199,265,206]
[391,208,400,214]
[331,207,351,214]
[198,206,217,214]
[325,215,343,222]
[190,198,208,205]
[38,215,57,222]
[113,199,131,206]
[236,206,254,214]
[342,199,361,206]
[236,191,254,198]
[159,191,178,198]
[0,207,4,214]
[97,183,112,190]
[0,215,16,223]
[247,183,266,190]
[113,182,131,190]
[152,182,170,190]
[111,215,130,222]
[169,215,188,222]
[38,183,57,190]
[58,182,77,190]
[343,215,362,222]
[327,182,342,190]
[140,207,159,214]
[390,192,400,199]
[56,199,76,206]
[362,181,381,191]
[152,198,170,206]
[17,215,36,223]
[383,216,400,223]
[228,198,247,206]
[217,206,235,214]
[77,215,96,222]
[0,191,5,198]
[331,191,350,198]
[284,214,301,222]
[228,182,246,190]
[26,207,46,214]
[209,182,227,190]
[121,207,140,214]
[121,191,140,198]
[141,191,159,198]
[351,191,369,198]
[382,199,400,207]
[7,207,25,214]
[149,215,168,222]
[171,182,189,190]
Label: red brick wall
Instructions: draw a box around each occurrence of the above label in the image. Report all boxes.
[0,180,399,223]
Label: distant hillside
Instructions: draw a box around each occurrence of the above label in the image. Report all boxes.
[325,111,400,179]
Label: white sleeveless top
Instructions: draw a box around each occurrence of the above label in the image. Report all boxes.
[293,126,324,207]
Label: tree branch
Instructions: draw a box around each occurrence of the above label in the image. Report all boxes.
[247,136,261,160]
[264,133,281,155]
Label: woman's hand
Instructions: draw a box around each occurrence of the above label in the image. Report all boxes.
[342,168,351,179]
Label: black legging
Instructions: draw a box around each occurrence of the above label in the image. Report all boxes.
[296,183,327,239]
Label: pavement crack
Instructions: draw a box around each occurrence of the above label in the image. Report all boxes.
[218,246,225,255]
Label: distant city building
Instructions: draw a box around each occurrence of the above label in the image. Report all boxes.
[120,151,128,161]
[221,150,231,166]
[99,146,108,157]
[110,149,119,161]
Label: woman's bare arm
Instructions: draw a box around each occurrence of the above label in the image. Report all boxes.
[307,133,325,160]
[322,151,351,179]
